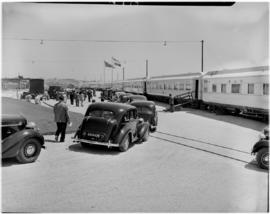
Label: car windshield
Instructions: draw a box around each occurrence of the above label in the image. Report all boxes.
[87,110,115,120]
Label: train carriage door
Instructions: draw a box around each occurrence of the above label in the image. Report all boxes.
[195,80,199,99]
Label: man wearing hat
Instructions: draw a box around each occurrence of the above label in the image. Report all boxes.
[53,95,70,142]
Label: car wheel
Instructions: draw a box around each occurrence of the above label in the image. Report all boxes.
[256,148,269,169]
[142,127,150,142]
[119,135,130,152]
[16,138,42,163]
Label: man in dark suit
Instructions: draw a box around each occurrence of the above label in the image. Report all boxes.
[70,90,74,105]
[169,94,175,112]
[53,95,70,142]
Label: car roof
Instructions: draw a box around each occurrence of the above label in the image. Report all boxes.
[130,100,155,108]
[116,91,126,95]
[87,102,136,115]
[128,95,147,99]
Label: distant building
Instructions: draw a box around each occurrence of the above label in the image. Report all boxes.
[2,79,29,90]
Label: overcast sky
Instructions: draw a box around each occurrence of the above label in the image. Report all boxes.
[2,2,269,81]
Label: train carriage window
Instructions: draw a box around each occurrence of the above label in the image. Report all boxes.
[179,83,184,90]
[168,83,172,90]
[186,83,191,91]
[221,84,226,93]
[231,84,241,93]
[203,80,208,92]
[263,83,269,95]
[248,83,254,94]
[212,84,217,93]
[174,83,178,90]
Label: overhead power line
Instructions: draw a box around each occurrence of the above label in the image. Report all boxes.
[3,38,201,44]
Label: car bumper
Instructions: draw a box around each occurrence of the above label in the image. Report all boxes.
[73,137,119,148]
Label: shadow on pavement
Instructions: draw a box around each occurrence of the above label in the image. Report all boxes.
[44,139,57,143]
[2,158,21,167]
[68,143,121,156]
[182,108,267,131]
[245,160,269,173]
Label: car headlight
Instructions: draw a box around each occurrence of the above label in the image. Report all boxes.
[26,122,39,131]
[259,133,266,140]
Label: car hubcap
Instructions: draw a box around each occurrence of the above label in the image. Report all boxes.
[25,143,36,157]
[261,153,269,166]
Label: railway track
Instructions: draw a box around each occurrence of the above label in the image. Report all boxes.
[150,131,255,165]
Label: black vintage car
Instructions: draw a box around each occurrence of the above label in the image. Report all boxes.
[73,102,150,152]
[101,89,113,101]
[130,100,158,132]
[252,126,269,169]
[1,114,45,163]
[48,85,64,99]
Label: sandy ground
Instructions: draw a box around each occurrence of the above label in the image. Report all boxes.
[1,90,269,212]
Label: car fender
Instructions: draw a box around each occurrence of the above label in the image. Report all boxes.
[113,126,132,145]
[252,139,269,154]
[137,122,150,139]
[2,129,44,159]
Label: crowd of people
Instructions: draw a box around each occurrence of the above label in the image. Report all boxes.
[22,88,97,107]
[65,88,96,107]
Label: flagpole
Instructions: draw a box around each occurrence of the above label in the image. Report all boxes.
[111,68,113,87]
[103,63,105,85]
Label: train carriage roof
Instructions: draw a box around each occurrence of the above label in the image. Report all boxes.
[149,72,202,81]
[204,66,269,78]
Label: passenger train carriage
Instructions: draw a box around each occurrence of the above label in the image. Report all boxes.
[100,65,269,119]
[146,72,202,99]
[202,66,269,118]
[122,77,146,94]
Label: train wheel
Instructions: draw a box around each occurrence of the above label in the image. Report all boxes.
[215,107,226,115]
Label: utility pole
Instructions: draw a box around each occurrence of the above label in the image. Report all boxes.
[146,59,148,79]
[201,40,204,73]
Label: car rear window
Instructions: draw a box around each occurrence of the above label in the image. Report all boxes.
[136,106,152,114]
[131,96,146,101]
[87,110,115,120]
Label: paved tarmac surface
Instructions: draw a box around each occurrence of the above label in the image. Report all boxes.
[2,92,269,212]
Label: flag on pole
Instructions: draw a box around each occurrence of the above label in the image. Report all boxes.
[112,57,121,67]
[104,61,115,68]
